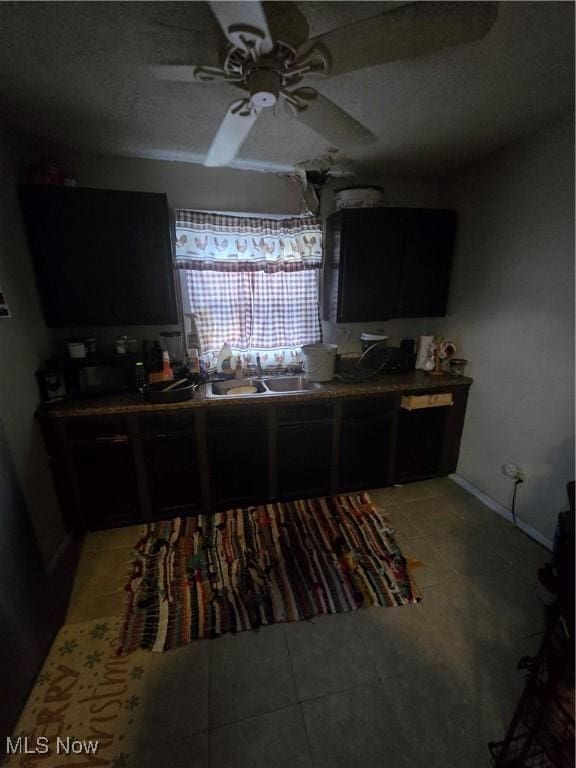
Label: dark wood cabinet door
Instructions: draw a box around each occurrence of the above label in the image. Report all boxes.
[207,427,268,506]
[18,185,177,326]
[393,407,449,482]
[339,398,396,491]
[277,422,333,498]
[333,209,405,322]
[323,207,456,322]
[340,415,393,491]
[143,435,203,517]
[72,438,141,528]
[398,209,456,317]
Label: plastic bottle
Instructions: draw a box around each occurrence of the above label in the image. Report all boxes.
[234,355,243,379]
[161,350,174,381]
[187,349,201,385]
[216,342,233,374]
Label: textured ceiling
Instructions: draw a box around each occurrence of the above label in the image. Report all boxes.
[0,1,573,177]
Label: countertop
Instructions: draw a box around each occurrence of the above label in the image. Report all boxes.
[37,371,473,419]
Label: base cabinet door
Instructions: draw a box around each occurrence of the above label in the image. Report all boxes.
[143,435,203,518]
[208,428,268,506]
[339,398,396,491]
[71,438,141,528]
[206,409,269,506]
[393,407,448,481]
[277,422,333,498]
[393,387,468,482]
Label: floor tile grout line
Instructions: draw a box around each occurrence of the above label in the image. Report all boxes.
[209,701,307,734]
[296,677,388,708]
[348,613,384,684]
[280,623,317,768]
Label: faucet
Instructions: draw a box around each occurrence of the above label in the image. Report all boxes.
[255,354,263,379]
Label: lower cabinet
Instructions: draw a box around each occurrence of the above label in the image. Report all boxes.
[39,384,470,531]
[276,403,334,499]
[339,398,395,491]
[140,413,203,517]
[143,434,203,517]
[277,422,333,498]
[206,408,269,506]
[394,407,448,481]
[393,387,469,482]
[71,438,141,529]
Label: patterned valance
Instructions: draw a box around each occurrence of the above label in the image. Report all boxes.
[175,210,322,271]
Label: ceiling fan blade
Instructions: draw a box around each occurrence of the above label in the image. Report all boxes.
[287,88,376,148]
[297,2,498,78]
[150,65,233,84]
[209,1,274,55]
[204,99,260,167]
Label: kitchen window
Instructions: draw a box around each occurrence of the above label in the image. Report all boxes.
[175,210,322,369]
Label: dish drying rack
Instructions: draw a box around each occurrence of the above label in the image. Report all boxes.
[336,340,395,383]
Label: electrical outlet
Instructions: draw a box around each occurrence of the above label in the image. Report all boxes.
[502,463,525,481]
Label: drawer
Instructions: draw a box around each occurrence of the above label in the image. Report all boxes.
[342,396,396,420]
[66,416,129,440]
[207,406,267,430]
[276,402,333,424]
[140,412,197,436]
[401,393,453,411]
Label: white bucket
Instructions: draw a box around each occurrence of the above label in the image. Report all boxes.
[301,343,338,382]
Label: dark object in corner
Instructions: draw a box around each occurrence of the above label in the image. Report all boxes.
[489,481,575,768]
[538,480,575,636]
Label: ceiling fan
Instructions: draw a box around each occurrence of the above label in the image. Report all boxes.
[151,1,498,167]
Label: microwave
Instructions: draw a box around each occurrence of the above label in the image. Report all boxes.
[61,357,147,398]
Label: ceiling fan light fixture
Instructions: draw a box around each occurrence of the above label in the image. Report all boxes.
[247,67,280,107]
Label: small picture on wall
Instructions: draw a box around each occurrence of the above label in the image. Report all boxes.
[0,285,12,318]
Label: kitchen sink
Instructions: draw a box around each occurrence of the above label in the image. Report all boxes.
[207,378,268,397]
[262,376,321,393]
[205,376,321,398]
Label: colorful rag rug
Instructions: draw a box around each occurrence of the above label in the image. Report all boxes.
[118,492,420,654]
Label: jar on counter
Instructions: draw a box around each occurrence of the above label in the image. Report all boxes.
[449,358,468,376]
[116,336,128,354]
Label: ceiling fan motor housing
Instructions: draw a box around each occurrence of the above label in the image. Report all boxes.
[247,67,280,107]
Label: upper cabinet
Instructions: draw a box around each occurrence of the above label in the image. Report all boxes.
[18,185,178,326]
[322,207,457,322]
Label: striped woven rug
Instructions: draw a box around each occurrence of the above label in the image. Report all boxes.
[118,492,420,654]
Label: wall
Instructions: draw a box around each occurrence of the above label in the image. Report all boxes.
[0,128,67,563]
[44,153,443,353]
[439,115,575,541]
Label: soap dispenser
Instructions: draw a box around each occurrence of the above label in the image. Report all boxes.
[216,342,233,375]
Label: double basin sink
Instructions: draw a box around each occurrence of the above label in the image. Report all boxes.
[205,376,322,398]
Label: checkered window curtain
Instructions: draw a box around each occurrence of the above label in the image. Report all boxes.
[175,210,322,368]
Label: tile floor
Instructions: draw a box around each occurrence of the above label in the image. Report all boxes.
[61,479,553,766]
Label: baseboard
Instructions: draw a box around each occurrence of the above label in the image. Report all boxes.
[449,474,553,551]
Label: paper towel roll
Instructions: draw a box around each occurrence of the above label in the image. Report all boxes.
[416,336,434,369]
